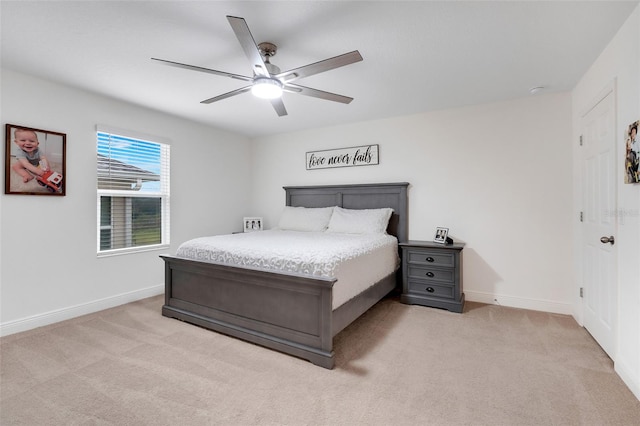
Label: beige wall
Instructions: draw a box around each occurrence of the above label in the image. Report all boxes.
[250,93,574,314]
[0,70,252,334]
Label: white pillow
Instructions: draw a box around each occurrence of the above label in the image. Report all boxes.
[277,206,335,232]
[326,207,393,234]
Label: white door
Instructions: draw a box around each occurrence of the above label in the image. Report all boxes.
[581,86,617,358]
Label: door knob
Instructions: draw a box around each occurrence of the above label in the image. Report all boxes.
[600,236,615,245]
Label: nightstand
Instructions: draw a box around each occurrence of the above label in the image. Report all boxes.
[399,241,465,313]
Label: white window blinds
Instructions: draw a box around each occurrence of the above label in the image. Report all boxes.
[97,129,170,254]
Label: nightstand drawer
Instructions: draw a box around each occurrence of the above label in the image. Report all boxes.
[406,250,455,268]
[407,265,454,283]
[408,281,455,299]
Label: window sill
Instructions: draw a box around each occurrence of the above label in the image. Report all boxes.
[97,244,170,258]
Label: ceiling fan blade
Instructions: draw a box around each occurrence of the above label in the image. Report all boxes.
[270,98,288,116]
[151,57,252,82]
[227,16,270,77]
[284,83,354,104]
[276,50,363,83]
[200,86,252,104]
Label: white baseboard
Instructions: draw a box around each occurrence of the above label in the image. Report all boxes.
[1,287,573,337]
[0,284,164,337]
[465,290,573,315]
[616,359,640,402]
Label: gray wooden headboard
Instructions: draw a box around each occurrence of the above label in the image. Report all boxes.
[283,182,409,243]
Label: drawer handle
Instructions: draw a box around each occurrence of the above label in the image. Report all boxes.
[426,257,435,262]
[426,287,435,293]
[426,272,435,278]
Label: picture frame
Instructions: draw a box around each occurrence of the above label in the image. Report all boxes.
[434,227,449,244]
[624,119,639,184]
[5,124,66,196]
[243,217,263,232]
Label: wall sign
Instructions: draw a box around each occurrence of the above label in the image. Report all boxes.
[306,144,379,170]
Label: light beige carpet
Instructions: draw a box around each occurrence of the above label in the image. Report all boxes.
[1,295,639,425]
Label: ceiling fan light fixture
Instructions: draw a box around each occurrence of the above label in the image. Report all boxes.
[251,77,283,99]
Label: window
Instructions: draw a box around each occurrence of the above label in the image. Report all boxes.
[97,127,170,255]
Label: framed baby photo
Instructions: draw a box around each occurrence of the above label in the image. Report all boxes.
[5,124,66,196]
[433,227,449,244]
[243,217,263,232]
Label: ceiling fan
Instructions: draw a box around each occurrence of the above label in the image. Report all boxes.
[151,15,363,117]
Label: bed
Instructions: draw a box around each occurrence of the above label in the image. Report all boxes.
[160,182,409,369]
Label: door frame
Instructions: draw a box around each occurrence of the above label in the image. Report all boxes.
[577,80,618,358]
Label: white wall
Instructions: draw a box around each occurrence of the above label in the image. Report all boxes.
[250,93,574,314]
[0,69,252,335]
[572,5,640,400]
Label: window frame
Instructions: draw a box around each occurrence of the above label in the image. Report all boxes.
[96,125,170,257]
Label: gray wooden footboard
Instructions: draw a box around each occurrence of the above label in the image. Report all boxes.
[161,255,339,368]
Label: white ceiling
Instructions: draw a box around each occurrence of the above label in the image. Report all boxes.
[2,1,638,138]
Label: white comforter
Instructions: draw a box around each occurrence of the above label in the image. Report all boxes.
[175,230,399,308]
